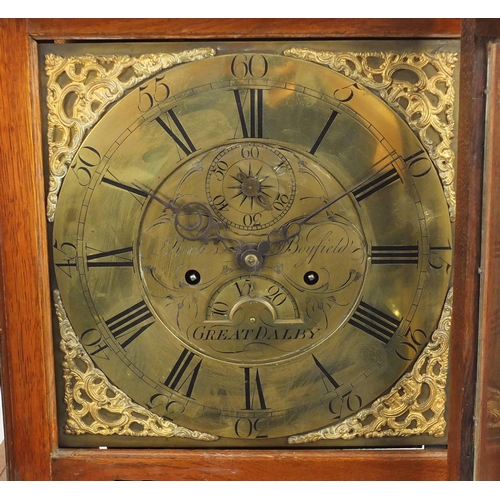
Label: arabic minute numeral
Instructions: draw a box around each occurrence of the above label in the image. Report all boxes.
[395,326,429,361]
[429,241,452,274]
[230,54,269,79]
[332,82,362,103]
[211,301,229,316]
[243,213,262,227]
[264,285,288,306]
[212,160,229,182]
[404,149,433,178]
[80,327,110,360]
[328,391,363,421]
[213,195,229,211]
[53,240,77,277]
[138,75,170,112]
[234,417,269,439]
[234,278,253,297]
[273,193,289,211]
[70,146,102,187]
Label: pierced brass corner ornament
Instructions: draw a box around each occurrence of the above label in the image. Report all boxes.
[289,287,452,443]
[54,290,218,441]
[284,48,458,221]
[45,48,216,222]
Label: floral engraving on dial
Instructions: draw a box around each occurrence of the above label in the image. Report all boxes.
[50,48,455,441]
[138,140,367,365]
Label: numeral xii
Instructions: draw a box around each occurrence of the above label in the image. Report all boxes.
[233,88,264,138]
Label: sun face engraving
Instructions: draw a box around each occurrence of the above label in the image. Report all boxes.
[229,163,274,210]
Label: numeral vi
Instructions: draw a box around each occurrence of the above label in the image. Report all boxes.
[243,367,267,410]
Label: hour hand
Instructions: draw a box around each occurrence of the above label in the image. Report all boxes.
[132,184,241,252]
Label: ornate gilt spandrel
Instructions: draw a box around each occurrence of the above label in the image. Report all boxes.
[289,287,452,444]
[282,48,457,443]
[45,48,216,222]
[48,46,458,444]
[284,48,458,221]
[54,290,218,441]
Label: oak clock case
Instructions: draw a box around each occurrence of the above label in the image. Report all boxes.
[42,41,458,448]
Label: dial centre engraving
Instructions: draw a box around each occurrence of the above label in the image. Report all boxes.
[136,139,369,365]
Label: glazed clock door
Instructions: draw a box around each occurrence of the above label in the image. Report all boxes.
[44,41,456,449]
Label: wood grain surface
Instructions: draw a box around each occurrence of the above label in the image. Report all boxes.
[26,18,461,40]
[445,18,485,482]
[52,448,448,481]
[447,19,500,481]
[0,18,57,481]
[474,37,500,481]
[0,440,6,481]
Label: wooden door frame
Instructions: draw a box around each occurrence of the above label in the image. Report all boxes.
[458,20,500,481]
[1,18,483,480]
[446,19,500,481]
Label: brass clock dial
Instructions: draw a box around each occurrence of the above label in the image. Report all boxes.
[51,49,453,443]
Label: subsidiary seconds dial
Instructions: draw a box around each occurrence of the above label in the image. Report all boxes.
[206,142,296,231]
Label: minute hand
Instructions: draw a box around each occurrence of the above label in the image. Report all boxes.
[261,154,402,255]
